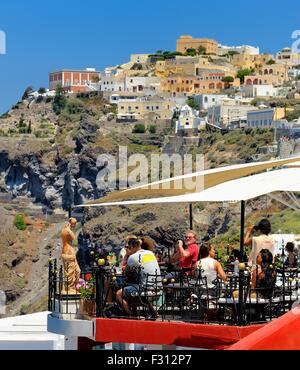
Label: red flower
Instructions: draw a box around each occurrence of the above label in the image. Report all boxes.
[85,274,92,280]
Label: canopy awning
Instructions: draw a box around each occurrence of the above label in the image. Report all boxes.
[80,167,300,207]
[78,156,300,207]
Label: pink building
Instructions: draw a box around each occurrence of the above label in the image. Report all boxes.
[49,68,100,93]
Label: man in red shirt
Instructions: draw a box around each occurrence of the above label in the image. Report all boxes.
[171,231,199,274]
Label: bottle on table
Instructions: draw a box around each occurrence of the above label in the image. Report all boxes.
[234,258,239,276]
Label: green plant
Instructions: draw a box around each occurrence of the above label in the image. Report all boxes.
[148,125,157,134]
[38,87,46,94]
[14,215,27,231]
[216,144,226,152]
[185,48,197,57]
[52,84,67,115]
[222,76,234,83]
[286,108,300,121]
[132,124,146,134]
[197,46,206,55]
[22,86,34,100]
[266,59,276,65]
[76,274,95,300]
[186,97,196,109]
[15,277,26,289]
[236,68,255,84]
[45,96,53,103]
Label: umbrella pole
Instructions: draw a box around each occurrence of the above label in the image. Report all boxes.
[68,206,72,219]
[238,200,246,325]
[189,204,193,230]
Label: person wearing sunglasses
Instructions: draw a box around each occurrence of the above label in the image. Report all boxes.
[171,231,199,275]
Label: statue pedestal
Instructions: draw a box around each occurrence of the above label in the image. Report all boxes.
[52,295,81,320]
[77,299,96,320]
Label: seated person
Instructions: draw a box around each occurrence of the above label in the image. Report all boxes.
[105,237,137,305]
[197,244,227,289]
[245,219,275,269]
[116,239,161,316]
[251,249,276,299]
[119,235,138,269]
[284,242,297,268]
[170,231,199,276]
[140,236,155,252]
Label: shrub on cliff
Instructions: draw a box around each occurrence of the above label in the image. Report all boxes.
[14,215,27,231]
[132,124,146,134]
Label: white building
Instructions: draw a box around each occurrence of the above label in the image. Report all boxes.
[176,105,205,133]
[207,99,256,127]
[125,76,161,94]
[247,108,274,128]
[218,44,260,56]
[242,84,277,98]
[194,94,227,110]
[276,47,300,66]
[288,68,300,79]
[100,76,125,92]
[247,108,291,129]
[130,54,150,64]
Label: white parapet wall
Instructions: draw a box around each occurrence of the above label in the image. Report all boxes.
[0,312,65,350]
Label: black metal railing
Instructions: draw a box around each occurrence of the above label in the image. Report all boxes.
[48,260,300,326]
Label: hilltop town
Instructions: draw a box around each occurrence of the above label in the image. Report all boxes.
[1,35,300,146]
[1,35,300,316]
[1,36,300,135]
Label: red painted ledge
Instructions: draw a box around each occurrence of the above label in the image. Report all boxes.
[94,318,264,350]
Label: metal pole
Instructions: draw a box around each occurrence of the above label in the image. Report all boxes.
[238,200,245,325]
[68,207,72,219]
[48,259,52,312]
[96,267,105,318]
[189,204,193,230]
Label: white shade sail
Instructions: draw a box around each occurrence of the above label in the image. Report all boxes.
[82,156,300,206]
[81,168,300,207]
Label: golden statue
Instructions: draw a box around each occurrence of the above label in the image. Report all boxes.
[61,218,81,295]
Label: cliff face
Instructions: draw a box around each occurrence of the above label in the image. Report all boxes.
[0,116,109,209]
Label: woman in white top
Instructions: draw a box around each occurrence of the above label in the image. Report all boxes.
[197,245,227,288]
[244,219,275,269]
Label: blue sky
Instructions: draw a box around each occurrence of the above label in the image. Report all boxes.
[0,0,300,114]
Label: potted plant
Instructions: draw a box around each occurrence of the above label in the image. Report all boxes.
[76,274,96,317]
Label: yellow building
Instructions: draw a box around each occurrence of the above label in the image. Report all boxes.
[231,53,274,71]
[155,60,196,78]
[161,74,240,96]
[176,36,218,55]
[117,98,176,121]
[245,63,289,86]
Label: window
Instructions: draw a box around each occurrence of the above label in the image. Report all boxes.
[121,106,124,110]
